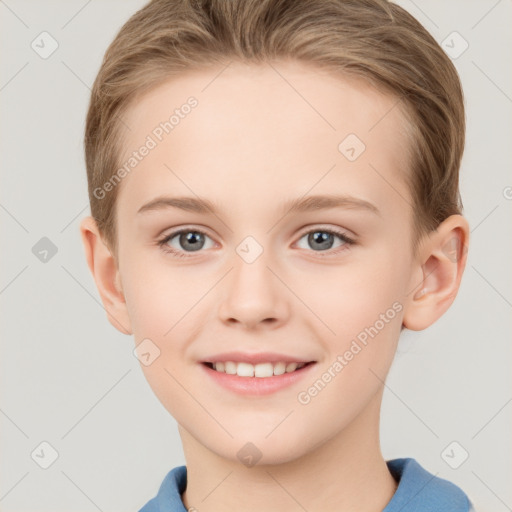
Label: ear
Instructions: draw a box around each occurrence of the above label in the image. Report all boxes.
[402,214,469,331]
[79,216,133,335]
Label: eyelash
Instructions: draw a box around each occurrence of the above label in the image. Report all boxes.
[157,227,356,259]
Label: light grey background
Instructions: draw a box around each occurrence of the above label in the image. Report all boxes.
[1,0,511,511]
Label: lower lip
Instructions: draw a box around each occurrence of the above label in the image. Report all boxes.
[200,362,317,396]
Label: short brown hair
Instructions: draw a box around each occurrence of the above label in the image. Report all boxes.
[84,0,465,260]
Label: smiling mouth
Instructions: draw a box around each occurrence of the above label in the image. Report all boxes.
[202,361,316,378]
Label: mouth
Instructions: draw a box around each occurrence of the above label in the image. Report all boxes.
[201,360,316,378]
[200,359,317,396]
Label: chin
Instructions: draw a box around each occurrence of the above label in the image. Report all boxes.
[212,432,311,468]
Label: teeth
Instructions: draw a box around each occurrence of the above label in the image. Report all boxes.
[286,362,298,373]
[254,363,273,378]
[211,361,307,377]
[236,362,254,377]
[224,361,237,375]
[273,362,286,376]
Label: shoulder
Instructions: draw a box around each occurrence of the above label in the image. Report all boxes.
[138,465,188,512]
[383,458,476,512]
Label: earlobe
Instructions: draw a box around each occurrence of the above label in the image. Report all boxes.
[79,216,133,335]
[403,215,469,331]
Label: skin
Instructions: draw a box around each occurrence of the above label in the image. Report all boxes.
[80,60,469,511]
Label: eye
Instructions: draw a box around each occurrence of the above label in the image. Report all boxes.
[157,226,355,259]
[157,228,215,258]
[295,227,355,255]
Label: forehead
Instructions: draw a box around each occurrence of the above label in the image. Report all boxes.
[117,60,412,219]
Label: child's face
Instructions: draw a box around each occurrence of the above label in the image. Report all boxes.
[113,61,421,463]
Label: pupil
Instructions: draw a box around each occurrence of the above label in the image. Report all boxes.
[181,232,204,252]
[310,231,333,250]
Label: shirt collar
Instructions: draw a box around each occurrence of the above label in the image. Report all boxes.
[382,457,471,511]
[145,457,471,512]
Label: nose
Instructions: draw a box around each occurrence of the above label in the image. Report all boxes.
[217,249,290,330]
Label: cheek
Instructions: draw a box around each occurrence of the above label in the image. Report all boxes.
[121,260,206,418]
[121,256,206,339]
[293,264,403,425]
[297,255,405,338]
[293,253,406,398]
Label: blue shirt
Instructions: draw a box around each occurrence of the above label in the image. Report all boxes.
[139,457,475,511]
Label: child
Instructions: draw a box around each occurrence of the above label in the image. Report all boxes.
[80,0,476,510]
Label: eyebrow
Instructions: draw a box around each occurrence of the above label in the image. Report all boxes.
[137,194,380,216]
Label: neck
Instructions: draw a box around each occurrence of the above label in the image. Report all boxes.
[179,388,397,512]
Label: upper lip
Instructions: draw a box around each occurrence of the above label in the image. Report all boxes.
[201,351,316,365]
